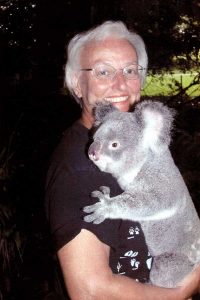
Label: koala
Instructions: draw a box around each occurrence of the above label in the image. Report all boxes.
[83,100,200,288]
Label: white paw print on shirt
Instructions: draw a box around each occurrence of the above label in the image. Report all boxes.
[128,226,140,239]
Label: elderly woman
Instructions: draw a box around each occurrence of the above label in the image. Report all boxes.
[45,21,200,299]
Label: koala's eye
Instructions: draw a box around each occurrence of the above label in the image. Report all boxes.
[109,141,120,149]
[112,142,118,147]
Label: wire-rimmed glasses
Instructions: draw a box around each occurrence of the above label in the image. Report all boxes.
[80,63,145,80]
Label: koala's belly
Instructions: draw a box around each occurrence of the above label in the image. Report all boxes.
[141,217,198,256]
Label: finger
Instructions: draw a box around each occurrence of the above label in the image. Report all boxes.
[83,205,94,213]
[100,186,110,195]
[93,215,106,224]
[84,214,96,223]
[91,191,103,198]
[83,202,102,213]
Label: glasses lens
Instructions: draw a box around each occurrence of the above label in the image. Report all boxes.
[124,64,142,78]
[94,64,115,79]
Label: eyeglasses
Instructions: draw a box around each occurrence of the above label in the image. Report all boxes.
[80,63,145,80]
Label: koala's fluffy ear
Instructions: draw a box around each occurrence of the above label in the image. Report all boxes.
[93,101,118,126]
[135,100,175,153]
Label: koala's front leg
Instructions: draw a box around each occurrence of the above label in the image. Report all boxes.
[83,186,112,224]
[83,187,132,224]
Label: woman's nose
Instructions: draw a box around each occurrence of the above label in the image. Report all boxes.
[112,71,127,89]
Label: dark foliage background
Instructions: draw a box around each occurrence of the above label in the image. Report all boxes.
[0,0,199,299]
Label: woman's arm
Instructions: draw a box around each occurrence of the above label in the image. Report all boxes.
[58,229,200,300]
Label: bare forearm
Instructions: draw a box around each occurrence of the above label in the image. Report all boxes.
[63,267,187,300]
[86,273,185,300]
[58,230,199,300]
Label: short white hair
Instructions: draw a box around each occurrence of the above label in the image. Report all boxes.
[65,20,148,104]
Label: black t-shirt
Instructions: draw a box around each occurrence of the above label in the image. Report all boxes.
[45,121,152,295]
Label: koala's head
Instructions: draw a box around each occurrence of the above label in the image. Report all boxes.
[88,100,174,177]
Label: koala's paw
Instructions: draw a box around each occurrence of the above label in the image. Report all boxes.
[83,186,111,224]
[91,185,111,199]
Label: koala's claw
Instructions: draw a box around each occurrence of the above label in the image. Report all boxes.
[91,185,111,200]
[91,190,104,198]
[99,186,110,195]
[84,213,106,224]
[93,215,107,224]
[84,213,96,223]
[83,186,112,224]
[83,202,102,213]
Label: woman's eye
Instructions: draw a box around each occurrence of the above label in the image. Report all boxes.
[99,70,109,76]
[126,68,136,75]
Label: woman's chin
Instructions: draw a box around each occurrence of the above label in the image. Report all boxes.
[112,100,131,112]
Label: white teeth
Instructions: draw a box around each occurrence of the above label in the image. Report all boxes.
[104,96,128,103]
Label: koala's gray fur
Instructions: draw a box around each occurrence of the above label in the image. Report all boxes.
[83,100,200,288]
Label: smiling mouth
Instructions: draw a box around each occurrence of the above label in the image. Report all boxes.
[104,96,128,103]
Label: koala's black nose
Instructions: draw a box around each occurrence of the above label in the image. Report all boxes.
[88,141,101,161]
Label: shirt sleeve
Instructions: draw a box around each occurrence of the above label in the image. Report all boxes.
[45,161,122,252]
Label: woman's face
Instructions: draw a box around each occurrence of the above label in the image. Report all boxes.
[75,38,141,126]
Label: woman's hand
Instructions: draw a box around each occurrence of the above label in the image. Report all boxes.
[179,264,200,300]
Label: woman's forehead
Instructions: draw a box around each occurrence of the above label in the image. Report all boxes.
[80,38,137,67]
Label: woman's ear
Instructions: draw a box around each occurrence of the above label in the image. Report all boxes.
[73,75,82,98]
[135,90,141,103]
